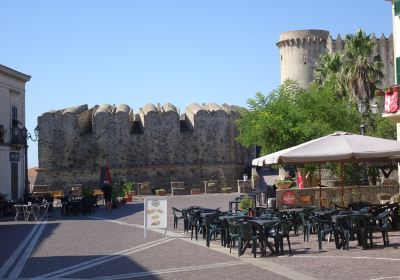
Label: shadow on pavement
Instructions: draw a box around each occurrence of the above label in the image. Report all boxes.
[21,254,162,279]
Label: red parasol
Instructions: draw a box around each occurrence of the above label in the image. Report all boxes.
[105,164,112,184]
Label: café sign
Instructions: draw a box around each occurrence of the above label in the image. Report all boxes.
[144,198,167,238]
[282,191,296,206]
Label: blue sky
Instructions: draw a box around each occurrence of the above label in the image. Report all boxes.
[1,0,393,167]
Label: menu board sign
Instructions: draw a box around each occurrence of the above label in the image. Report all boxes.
[144,198,167,238]
[282,191,296,206]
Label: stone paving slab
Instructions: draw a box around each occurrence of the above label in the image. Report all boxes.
[67,238,291,280]
[1,193,400,280]
[0,222,37,268]
[20,218,161,278]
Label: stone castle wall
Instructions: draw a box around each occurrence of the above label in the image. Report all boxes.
[35,103,255,191]
[277,29,394,88]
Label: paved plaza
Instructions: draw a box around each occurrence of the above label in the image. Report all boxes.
[1,193,400,280]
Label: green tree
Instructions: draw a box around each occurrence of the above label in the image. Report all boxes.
[313,29,394,140]
[236,80,361,155]
[340,29,384,103]
[314,52,345,98]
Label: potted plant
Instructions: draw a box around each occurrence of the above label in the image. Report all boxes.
[122,181,134,202]
[275,179,293,189]
[155,188,166,196]
[238,195,255,216]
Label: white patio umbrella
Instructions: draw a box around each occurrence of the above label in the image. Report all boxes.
[253,131,400,206]
[253,131,400,165]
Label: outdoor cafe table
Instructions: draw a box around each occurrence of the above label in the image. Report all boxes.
[278,207,306,222]
[14,204,40,221]
[331,211,372,250]
[313,209,338,220]
[251,218,280,256]
[183,206,219,212]
[195,210,222,244]
[278,207,305,213]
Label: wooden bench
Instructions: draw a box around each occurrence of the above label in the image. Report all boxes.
[171,182,186,195]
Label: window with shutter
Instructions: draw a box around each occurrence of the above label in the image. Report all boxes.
[12,106,18,127]
[395,0,400,16]
[0,125,4,144]
[397,57,400,84]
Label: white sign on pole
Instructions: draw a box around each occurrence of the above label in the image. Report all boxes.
[144,198,167,238]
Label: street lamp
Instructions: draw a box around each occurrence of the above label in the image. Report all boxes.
[358,102,378,185]
[371,104,378,114]
[360,124,367,136]
[22,126,39,200]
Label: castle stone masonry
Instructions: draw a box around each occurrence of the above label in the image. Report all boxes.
[36,103,255,191]
[277,29,394,88]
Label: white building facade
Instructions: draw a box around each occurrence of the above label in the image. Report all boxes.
[0,64,31,201]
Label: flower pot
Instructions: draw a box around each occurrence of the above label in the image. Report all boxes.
[124,193,133,202]
[156,190,166,196]
[191,188,201,195]
[276,182,292,189]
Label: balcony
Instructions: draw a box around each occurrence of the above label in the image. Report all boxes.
[11,127,27,147]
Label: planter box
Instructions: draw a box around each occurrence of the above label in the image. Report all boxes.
[156,191,166,196]
[222,187,232,193]
[124,195,133,202]
[191,188,201,195]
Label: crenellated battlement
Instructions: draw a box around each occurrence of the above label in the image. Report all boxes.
[278,29,395,88]
[276,29,330,48]
[39,102,241,134]
[36,102,253,190]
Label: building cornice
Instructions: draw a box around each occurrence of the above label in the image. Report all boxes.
[0,64,31,82]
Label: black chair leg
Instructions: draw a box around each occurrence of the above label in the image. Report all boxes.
[287,236,292,254]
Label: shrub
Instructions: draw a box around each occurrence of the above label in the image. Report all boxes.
[222,187,232,193]
[276,179,293,184]
[156,188,166,195]
[238,195,254,211]
[122,181,134,194]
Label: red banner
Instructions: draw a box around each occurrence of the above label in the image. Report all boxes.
[384,86,399,113]
[105,164,112,184]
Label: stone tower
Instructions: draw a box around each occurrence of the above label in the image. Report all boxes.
[277,29,394,88]
[277,30,330,88]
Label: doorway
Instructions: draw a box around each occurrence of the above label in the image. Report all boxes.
[11,162,18,201]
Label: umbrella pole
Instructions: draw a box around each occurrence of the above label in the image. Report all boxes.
[340,161,344,207]
[319,164,322,208]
